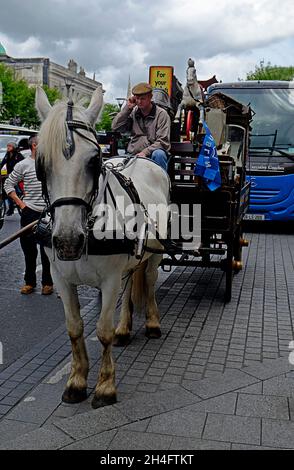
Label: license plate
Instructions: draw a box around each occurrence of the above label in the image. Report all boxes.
[243,213,265,221]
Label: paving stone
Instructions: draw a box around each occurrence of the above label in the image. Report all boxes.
[61,430,117,450]
[162,371,180,384]
[0,396,20,408]
[262,376,294,398]
[0,425,73,450]
[108,430,173,450]
[114,387,200,421]
[158,382,182,391]
[203,413,261,445]
[0,387,13,397]
[236,394,289,420]
[0,419,37,444]
[5,382,66,425]
[147,409,206,438]
[231,444,284,450]
[289,398,294,420]
[54,406,130,440]
[183,393,237,415]
[237,382,263,395]
[0,402,12,416]
[183,369,258,399]
[243,357,293,380]
[262,419,294,449]
[169,437,231,450]
[136,383,158,393]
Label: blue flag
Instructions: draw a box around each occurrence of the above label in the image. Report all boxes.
[194,121,221,191]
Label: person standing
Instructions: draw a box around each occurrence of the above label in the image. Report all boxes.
[0,142,24,215]
[112,82,171,171]
[4,136,53,295]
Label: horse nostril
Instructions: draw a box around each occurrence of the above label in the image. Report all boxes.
[78,233,85,248]
[52,236,58,248]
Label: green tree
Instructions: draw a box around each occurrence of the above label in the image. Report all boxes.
[246,60,294,81]
[0,63,62,127]
[96,103,119,131]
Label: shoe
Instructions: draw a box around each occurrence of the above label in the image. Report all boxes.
[6,210,14,216]
[41,285,53,295]
[20,285,34,295]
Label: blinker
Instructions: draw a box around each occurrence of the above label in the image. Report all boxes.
[64,100,75,159]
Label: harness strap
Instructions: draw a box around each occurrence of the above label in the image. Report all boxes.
[50,197,92,214]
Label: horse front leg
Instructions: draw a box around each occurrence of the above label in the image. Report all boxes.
[52,267,89,404]
[113,274,133,347]
[145,254,162,339]
[92,278,121,409]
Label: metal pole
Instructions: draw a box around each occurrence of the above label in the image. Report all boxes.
[0,219,39,250]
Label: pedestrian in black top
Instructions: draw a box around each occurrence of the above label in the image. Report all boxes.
[4,136,53,295]
[0,142,24,215]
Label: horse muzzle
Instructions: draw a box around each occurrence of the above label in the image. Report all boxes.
[53,232,86,261]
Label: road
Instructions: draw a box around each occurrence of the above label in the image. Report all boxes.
[1,211,293,375]
[0,211,98,372]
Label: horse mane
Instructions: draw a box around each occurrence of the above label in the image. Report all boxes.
[37,99,91,170]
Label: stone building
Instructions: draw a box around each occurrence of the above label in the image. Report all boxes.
[0,43,102,101]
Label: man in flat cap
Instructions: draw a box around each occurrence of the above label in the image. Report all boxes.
[112,82,170,170]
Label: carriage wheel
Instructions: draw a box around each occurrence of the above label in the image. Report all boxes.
[186,110,193,140]
[233,224,242,263]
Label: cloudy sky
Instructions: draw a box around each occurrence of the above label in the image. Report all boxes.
[0,0,294,102]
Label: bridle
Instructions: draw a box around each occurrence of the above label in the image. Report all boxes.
[38,100,102,219]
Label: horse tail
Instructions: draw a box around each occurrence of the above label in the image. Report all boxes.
[131,260,148,313]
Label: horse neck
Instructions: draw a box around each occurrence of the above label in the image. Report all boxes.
[184,81,200,98]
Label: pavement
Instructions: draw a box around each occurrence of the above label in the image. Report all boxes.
[0,227,294,450]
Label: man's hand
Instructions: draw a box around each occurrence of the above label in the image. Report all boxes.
[8,190,26,210]
[127,96,137,110]
[136,152,147,158]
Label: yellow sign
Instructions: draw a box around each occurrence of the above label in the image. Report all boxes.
[149,66,173,97]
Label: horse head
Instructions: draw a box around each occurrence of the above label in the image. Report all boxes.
[186,59,197,86]
[35,86,103,260]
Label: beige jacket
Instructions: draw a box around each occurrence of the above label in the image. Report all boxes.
[112,103,171,156]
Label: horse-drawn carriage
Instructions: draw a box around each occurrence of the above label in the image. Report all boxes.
[0,74,251,409]
[105,61,252,302]
[163,88,251,302]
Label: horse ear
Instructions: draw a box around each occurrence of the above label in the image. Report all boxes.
[85,85,104,126]
[35,86,52,121]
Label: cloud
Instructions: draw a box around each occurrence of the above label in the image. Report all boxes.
[0,0,294,101]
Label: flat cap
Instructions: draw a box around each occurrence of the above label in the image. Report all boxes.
[132,82,153,95]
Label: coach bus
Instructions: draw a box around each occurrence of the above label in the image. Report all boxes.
[207,81,294,221]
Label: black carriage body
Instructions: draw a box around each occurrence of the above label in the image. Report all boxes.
[162,92,252,302]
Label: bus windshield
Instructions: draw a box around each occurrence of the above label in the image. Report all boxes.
[214,86,294,153]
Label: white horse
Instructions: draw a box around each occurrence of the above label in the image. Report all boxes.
[35,86,170,409]
[174,58,203,122]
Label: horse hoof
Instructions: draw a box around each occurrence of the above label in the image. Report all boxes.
[91,394,117,409]
[145,327,161,339]
[113,334,131,347]
[62,387,88,404]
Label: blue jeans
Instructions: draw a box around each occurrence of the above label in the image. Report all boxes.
[150,149,168,171]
